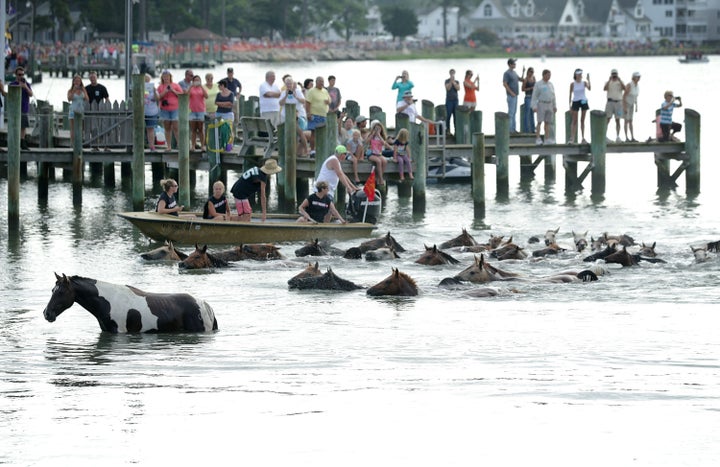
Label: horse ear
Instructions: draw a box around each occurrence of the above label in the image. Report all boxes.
[432,244,438,252]
[554,227,560,233]
[314,261,319,270]
[652,241,656,248]
[201,245,208,253]
[55,272,61,281]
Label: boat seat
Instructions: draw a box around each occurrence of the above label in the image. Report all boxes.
[239,117,277,158]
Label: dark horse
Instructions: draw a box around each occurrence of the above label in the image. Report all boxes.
[366,268,419,296]
[213,243,284,262]
[178,244,230,269]
[359,232,406,253]
[288,267,362,291]
[43,273,218,333]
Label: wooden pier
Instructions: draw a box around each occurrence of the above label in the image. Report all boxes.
[1,74,701,225]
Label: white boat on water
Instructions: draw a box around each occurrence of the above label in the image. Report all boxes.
[678,52,709,63]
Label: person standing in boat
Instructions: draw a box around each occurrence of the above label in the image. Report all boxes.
[297,180,346,224]
[156,178,184,216]
[204,180,234,220]
[230,159,283,222]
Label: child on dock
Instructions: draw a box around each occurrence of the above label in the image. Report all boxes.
[393,128,414,181]
[658,91,682,142]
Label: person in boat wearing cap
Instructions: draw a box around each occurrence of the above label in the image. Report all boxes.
[604,69,625,143]
[230,159,283,222]
[297,180,346,224]
[569,68,591,143]
[623,72,641,142]
[503,58,520,133]
[316,145,359,198]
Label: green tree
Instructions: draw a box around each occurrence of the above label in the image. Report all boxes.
[379,6,418,41]
[331,3,369,42]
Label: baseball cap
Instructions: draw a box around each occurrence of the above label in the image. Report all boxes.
[335,145,348,154]
[611,68,618,74]
[356,115,367,123]
[632,71,641,78]
[507,58,517,65]
[227,67,234,72]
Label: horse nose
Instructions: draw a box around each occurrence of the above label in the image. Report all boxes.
[43,307,56,322]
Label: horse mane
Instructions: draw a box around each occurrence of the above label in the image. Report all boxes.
[393,268,417,288]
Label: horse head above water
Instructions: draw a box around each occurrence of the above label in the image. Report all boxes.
[439,228,478,249]
[178,244,230,269]
[359,232,406,253]
[43,273,217,333]
[366,268,418,297]
[295,239,328,257]
[365,247,400,261]
[415,244,460,265]
[573,230,588,252]
[215,243,283,262]
[452,254,520,283]
[287,262,322,287]
[288,267,362,291]
[544,227,560,246]
[637,242,657,257]
[140,241,188,261]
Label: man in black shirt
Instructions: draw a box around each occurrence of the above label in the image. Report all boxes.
[85,72,109,105]
[225,67,241,96]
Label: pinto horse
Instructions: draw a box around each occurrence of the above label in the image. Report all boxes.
[178,244,230,269]
[140,241,188,261]
[366,268,418,296]
[43,273,218,333]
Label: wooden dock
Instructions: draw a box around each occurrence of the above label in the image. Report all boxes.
[1,75,701,225]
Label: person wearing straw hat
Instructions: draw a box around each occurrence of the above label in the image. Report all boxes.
[230,159,283,222]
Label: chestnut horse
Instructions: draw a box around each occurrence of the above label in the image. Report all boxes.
[178,244,230,269]
[214,244,283,261]
[43,273,217,333]
[288,267,362,291]
[287,262,322,287]
[140,241,188,261]
[439,228,478,249]
[359,232,406,253]
[366,268,418,297]
[414,244,460,265]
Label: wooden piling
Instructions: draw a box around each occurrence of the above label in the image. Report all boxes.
[412,122,426,214]
[37,101,54,199]
[326,111,338,158]
[314,124,329,179]
[472,132,486,219]
[345,100,359,120]
[72,113,83,206]
[590,110,607,198]
[177,93,191,207]
[470,110,482,136]
[132,74,145,210]
[7,86,21,227]
[421,100,435,121]
[283,104,298,212]
[395,112,409,133]
[494,112,509,199]
[684,109,700,196]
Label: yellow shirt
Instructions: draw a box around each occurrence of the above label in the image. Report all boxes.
[204,84,219,113]
[306,87,330,117]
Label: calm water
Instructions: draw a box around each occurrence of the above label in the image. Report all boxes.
[2,57,720,466]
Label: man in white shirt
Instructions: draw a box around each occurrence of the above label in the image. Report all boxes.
[259,70,281,126]
[396,91,433,124]
[530,69,556,145]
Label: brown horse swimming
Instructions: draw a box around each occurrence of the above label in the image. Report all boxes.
[366,268,418,296]
[414,244,460,265]
[287,262,322,286]
[359,232,406,253]
[43,273,217,333]
[140,241,188,261]
[439,229,478,249]
[452,254,521,283]
[288,267,362,291]
[178,244,230,269]
[214,243,283,261]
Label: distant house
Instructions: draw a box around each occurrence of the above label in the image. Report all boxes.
[467,0,654,41]
[417,7,466,42]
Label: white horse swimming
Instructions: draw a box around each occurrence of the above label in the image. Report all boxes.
[43,273,218,333]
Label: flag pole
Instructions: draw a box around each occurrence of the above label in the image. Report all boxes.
[362,167,375,223]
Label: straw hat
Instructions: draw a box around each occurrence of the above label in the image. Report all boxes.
[260,159,282,175]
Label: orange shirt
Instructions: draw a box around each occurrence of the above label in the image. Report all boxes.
[464,79,477,103]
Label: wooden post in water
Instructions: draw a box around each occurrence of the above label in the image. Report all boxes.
[395,112,409,133]
[326,111,338,160]
[276,122,286,204]
[396,113,412,198]
[132,74,146,210]
[412,122,426,214]
[455,105,471,144]
[590,110,607,198]
[72,113,84,206]
[177,93,191,208]
[421,100,435,121]
[314,124,329,179]
[283,104,297,212]
[472,132,486,220]
[684,109,700,196]
[494,112,510,199]
[37,101,54,200]
[345,100,359,120]
[520,103,527,133]
[470,110,482,136]
[565,110,574,144]
[369,106,385,128]
[7,86,21,226]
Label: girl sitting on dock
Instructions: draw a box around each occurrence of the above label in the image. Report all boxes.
[364,120,391,186]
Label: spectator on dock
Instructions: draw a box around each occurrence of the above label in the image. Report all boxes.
[658,91,682,142]
[503,58,520,133]
[259,70,281,126]
[156,178,184,216]
[344,129,365,184]
[179,69,194,93]
[316,145,359,198]
[569,69,591,144]
[67,74,89,147]
[215,79,235,123]
[463,70,479,110]
[297,180,346,224]
[10,66,33,150]
[188,75,208,150]
[143,73,159,151]
[158,70,184,150]
[85,72,109,106]
[623,72,641,142]
[604,69,625,143]
[204,73,219,119]
[306,76,331,153]
[230,159,283,222]
[392,70,414,102]
[444,69,460,136]
[279,76,309,157]
[531,69,556,145]
[521,67,536,133]
[397,90,434,126]
[225,67,242,96]
[364,120,392,186]
[393,128,414,181]
[327,75,342,117]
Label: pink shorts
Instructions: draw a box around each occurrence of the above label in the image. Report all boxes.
[235,199,252,216]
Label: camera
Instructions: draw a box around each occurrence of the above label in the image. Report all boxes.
[288,90,293,95]
[675,96,681,100]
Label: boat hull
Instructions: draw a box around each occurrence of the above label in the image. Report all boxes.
[118,212,378,245]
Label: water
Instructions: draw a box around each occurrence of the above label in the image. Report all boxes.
[2,57,720,466]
